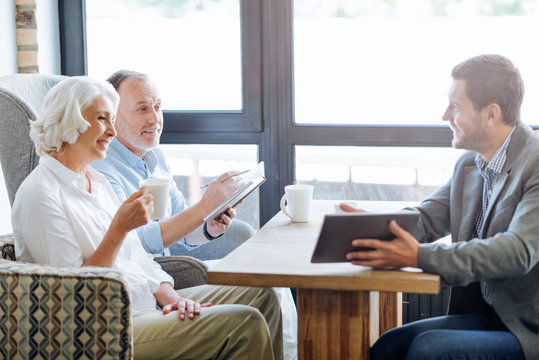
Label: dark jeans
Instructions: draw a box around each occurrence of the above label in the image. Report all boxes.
[370,313,525,360]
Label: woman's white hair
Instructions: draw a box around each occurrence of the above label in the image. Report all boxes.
[30,76,119,156]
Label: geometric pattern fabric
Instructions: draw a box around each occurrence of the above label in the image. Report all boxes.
[0,234,133,359]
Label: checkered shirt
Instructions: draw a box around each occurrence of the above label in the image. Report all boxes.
[473,126,515,305]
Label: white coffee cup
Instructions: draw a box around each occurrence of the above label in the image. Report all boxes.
[280,184,313,222]
[334,201,359,213]
[139,178,171,220]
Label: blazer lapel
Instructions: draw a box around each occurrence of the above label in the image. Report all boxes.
[479,121,530,237]
[480,169,510,238]
[458,165,483,242]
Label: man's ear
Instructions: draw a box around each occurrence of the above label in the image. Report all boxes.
[484,103,503,127]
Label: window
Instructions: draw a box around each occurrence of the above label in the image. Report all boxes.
[294,0,539,125]
[60,0,538,226]
[86,0,241,111]
[295,146,462,202]
[160,144,260,229]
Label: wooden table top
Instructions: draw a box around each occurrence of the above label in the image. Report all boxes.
[208,200,440,294]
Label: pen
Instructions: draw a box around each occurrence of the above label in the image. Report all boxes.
[200,169,250,189]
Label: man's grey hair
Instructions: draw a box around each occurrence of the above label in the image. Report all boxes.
[107,70,149,91]
[30,76,119,156]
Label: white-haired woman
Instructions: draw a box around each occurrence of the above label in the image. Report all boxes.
[11,76,279,359]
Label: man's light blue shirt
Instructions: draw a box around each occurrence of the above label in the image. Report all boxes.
[92,139,189,256]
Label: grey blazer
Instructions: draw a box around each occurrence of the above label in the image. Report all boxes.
[414,121,539,359]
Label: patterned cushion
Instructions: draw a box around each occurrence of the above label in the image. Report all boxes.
[0,257,133,359]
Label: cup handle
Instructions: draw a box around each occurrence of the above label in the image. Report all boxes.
[280,194,292,219]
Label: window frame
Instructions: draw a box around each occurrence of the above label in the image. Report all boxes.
[60,0,262,133]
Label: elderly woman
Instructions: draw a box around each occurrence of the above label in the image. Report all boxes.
[11,76,282,359]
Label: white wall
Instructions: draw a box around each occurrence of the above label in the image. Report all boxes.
[0,1,17,75]
[0,0,60,234]
[37,0,60,74]
[0,0,60,75]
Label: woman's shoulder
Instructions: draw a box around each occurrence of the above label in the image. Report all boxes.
[15,164,62,203]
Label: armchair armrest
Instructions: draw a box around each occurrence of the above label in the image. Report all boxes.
[0,233,16,260]
[2,233,208,290]
[0,260,133,359]
[154,255,208,290]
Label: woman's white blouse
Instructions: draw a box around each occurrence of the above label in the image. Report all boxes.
[12,155,173,314]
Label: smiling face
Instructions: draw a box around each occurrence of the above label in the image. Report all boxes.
[442,79,489,154]
[115,77,163,158]
[70,95,117,164]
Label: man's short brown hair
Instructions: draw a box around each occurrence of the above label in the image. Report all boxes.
[451,54,524,125]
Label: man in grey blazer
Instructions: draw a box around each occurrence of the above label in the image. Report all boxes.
[346,54,538,359]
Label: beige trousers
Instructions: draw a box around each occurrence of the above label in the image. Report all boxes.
[133,285,284,360]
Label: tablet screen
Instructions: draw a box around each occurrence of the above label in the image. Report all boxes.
[203,162,266,222]
[311,210,420,263]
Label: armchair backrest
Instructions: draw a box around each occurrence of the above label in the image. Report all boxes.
[0,74,66,206]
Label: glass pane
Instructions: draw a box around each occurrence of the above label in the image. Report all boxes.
[86,0,241,110]
[160,144,260,229]
[295,145,463,202]
[294,0,539,125]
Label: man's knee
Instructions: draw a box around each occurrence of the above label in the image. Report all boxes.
[225,305,274,359]
[222,219,255,243]
[192,220,255,260]
[406,330,450,360]
[253,287,281,311]
[226,304,269,330]
[371,325,411,360]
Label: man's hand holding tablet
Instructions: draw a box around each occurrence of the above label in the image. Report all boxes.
[346,219,420,268]
[333,202,420,268]
[311,209,420,265]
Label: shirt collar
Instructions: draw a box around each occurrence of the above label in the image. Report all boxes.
[474,126,515,175]
[40,154,108,191]
[109,138,159,174]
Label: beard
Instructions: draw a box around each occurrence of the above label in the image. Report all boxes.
[451,116,487,153]
[115,121,161,154]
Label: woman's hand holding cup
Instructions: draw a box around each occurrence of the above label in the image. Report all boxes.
[113,188,154,234]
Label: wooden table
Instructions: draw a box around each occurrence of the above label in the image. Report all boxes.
[208,200,440,359]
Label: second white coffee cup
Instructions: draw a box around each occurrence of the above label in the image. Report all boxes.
[280,184,313,222]
[139,178,171,220]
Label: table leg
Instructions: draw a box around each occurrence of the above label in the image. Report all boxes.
[297,289,375,360]
[378,291,402,335]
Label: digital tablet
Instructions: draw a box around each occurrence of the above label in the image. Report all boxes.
[310,210,420,263]
[203,162,266,222]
